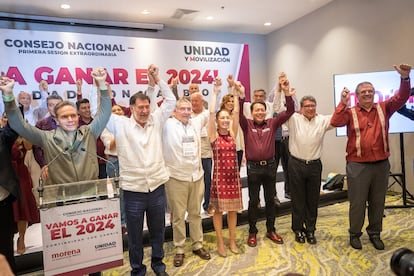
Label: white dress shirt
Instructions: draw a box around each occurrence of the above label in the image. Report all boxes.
[287,113,333,160]
[163,111,208,182]
[105,80,176,193]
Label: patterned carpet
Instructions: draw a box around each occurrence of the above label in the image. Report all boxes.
[100,194,414,276]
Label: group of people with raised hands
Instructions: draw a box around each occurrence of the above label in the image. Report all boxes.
[0,63,411,276]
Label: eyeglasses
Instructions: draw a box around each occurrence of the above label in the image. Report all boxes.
[358,89,374,95]
[303,104,316,108]
[177,107,192,112]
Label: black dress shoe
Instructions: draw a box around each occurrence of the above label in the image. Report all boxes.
[294,231,305,243]
[350,236,362,249]
[369,236,384,250]
[306,231,317,244]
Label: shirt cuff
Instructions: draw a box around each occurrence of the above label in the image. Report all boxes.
[2,94,15,102]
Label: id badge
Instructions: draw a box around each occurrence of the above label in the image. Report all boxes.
[182,136,196,157]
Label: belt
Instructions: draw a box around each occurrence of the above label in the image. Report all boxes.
[291,155,320,165]
[248,158,275,166]
[358,159,387,165]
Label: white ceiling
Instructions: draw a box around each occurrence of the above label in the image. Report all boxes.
[0,0,333,35]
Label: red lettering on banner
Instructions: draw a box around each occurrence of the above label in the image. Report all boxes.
[75,68,93,84]
[135,69,148,84]
[55,67,75,84]
[5,67,27,85]
[33,67,119,85]
[34,67,54,84]
[45,219,79,230]
[50,228,72,240]
[167,69,218,85]
[89,213,118,222]
[113,68,129,84]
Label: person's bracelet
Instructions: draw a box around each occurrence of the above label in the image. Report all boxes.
[402,76,410,81]
[98,85,108,91]
[2,94,15,102]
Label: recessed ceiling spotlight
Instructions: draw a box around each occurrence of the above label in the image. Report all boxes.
[141,10,150,15]
[206,16,214,20]
[264,22,272,26]
[60,4,71,9]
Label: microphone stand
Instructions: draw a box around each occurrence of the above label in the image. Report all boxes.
[80,147,120,198]
[37,147,69,208]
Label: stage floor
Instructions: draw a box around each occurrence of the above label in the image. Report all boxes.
[14,166,344,274]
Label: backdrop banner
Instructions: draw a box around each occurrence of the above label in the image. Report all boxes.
[0,29,250,114]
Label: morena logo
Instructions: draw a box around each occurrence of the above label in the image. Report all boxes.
[51,249,81,259]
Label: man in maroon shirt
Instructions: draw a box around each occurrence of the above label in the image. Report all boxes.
[239,79,295,247]
[331,63,411,250]
[76,98,107,179]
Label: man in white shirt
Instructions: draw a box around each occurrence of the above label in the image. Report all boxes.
[243,89,274,119]
[190,92,213,212]
[17,81,49,126]
[286,94,333,245]
[163,97,210,267]
[273,73,300,200]
[105,65,174,276]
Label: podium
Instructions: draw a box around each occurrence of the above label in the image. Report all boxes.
[39,178,124,276]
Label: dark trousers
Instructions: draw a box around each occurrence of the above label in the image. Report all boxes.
[275,138,290,194]
[347,160,389,237]
[237,150,243,171]
[247,160,277,233]
[202,158,212,211]
[98,163,107,179]
[0,195,16,274]
[124,186,167,276]
[288,157,322,232]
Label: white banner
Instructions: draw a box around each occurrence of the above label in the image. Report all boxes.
[0,29,251,112]
[40,199,123,275]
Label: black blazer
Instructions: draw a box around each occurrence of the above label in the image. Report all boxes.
[0,124,20,199]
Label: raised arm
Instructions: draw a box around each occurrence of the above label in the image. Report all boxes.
[386,64,412,113]
[208,77,221,142]
[272,72,285,113]
[231,80,243,136]
[271,76,295,128]
[169,76,180,100]
[150,64,177,122]
[89,68,111,138]
[0,77,46,146]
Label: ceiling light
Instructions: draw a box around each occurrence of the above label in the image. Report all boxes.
[206,16,213,20]
[60,4,71,9]
[264,22,272,26]
[0,12,164,31]
[141,10,150,15]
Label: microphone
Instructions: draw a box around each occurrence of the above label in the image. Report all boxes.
[38,147,69,207]
[80,147,120,197]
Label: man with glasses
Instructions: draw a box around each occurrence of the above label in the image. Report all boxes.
[105,64,174,276]
[243,89,274,119]
[285,93,334,245]
[162,97,210,267]
[331,63,411,250]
